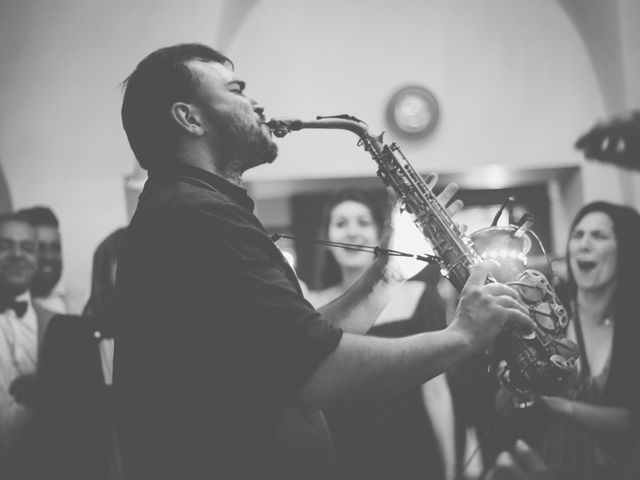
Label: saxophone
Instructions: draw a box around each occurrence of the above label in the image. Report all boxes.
[267,114,579,396]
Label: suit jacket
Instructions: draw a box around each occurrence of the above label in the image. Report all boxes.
[36,314,116,480]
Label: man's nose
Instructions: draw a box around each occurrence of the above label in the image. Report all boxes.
[251,99,265,117]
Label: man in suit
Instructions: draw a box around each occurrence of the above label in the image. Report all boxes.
[0,212,54,479]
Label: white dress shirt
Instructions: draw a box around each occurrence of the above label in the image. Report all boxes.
[0,292,37,472]
[33,281,68,314]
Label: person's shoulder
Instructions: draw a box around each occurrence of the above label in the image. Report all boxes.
[142,176,230,209]
[132,182,247,234]
[152,177,245,214]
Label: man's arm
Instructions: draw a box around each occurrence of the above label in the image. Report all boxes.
[298,260,534,410]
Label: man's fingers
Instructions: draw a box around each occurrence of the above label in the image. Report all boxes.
[447,199,464,217]
[437,182,459,208]
[483,282,521,301]
[494,295,529,317]
[422,172,463,217]
[465,259,500,287]
[424,172,438,189]
[506,308,536,330]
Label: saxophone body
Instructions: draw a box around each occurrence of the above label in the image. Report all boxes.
[267,116,579,396]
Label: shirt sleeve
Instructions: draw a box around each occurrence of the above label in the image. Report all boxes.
[194,202,343,394]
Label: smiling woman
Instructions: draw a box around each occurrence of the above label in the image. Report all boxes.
[304,187,485,480]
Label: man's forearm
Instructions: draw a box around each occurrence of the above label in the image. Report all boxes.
[297,328,472,410]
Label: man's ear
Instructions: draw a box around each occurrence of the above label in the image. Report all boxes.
[170,102,204,136]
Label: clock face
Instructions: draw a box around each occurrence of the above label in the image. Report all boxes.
[386,85,439,138]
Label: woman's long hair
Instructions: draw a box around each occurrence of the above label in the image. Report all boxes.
[566,201,640,400]
[82,228,126,333]
[317,188,385,289]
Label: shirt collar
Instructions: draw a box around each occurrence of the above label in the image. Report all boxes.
[16,291,31,303]
[148,163,255,212]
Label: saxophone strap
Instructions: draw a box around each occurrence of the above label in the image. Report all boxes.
[271,233,440,264]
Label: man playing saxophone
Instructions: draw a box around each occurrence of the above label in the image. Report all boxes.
[114,43,534,480]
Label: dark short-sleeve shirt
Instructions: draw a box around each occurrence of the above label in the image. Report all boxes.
[113,163,342,480]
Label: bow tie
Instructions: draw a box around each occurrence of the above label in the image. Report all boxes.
[0,299,28,318]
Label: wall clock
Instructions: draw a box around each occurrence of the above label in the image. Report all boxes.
[386,85,439,138]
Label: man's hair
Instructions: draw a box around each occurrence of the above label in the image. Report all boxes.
[121,43,232,170]
[15,206,59,228]
[0,212,33,228]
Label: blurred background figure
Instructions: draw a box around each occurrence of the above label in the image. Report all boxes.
[36,227,126,480]
[17,207,67,314]
[305,187,484,480]
[575,110,640,169]
[532,201,640,480]
[0,213,55,480]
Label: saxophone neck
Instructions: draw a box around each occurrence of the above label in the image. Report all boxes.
[266,114,372,139]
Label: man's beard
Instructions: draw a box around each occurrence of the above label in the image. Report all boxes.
[213,113,279,177]
[31,262,62,297]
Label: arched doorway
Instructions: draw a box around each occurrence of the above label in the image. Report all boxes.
[0,158,13,213]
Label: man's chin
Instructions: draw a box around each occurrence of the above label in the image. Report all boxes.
[263,141,278,164]
[242,140,278,171]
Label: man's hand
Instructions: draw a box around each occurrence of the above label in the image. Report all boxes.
[448,260,534,353]
[484,440,552,480]
[10,373,37,409]
[378,173,464,282]
[428,172,463,217]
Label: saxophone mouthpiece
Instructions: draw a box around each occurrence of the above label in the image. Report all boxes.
[266,118,303,138]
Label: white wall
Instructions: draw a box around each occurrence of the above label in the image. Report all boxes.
[0,0,637,310]
[232,0,601,183]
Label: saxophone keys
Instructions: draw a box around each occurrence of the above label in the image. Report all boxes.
[549,354,576,372]
[532,302,557,331]
[552,303,569,328]
[516,272,546,304]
